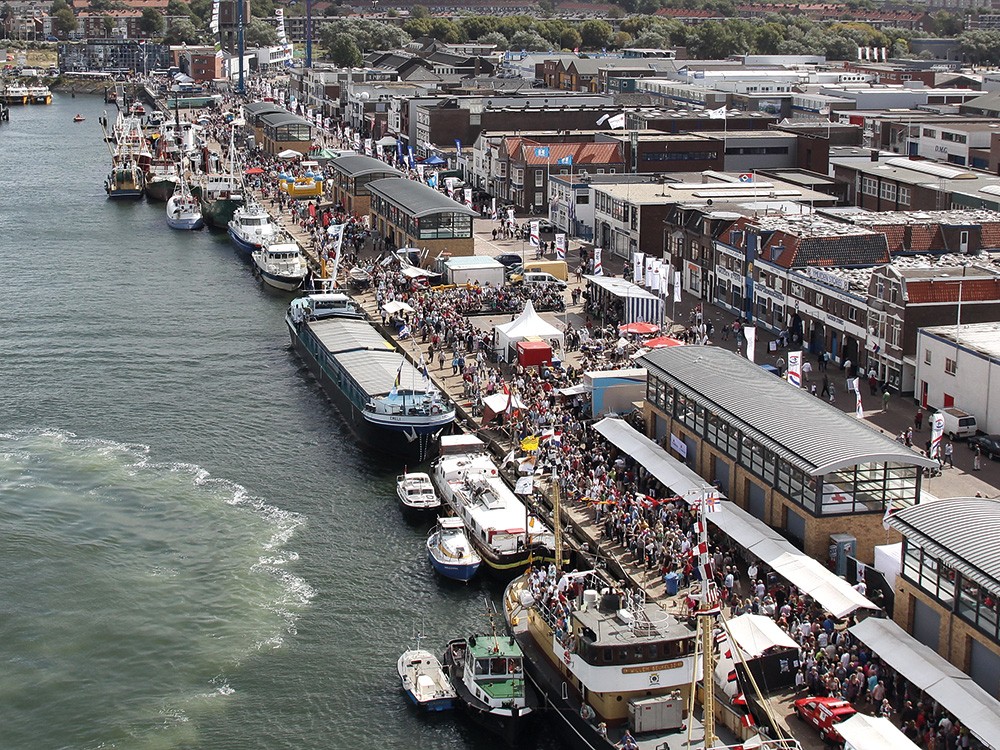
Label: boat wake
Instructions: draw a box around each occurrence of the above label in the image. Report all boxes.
[0,427,314,749]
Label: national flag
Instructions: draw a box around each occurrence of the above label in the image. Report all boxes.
[694,541,708,557]
[533,146,550,159]
[521,435,540,452]
[882,501,895,531]
[419,355,430,382]
[871,342,880,353]
[707,106,727,120]
[704,494,721,513]
[557,154,573,166]
[738,173,753,182]
[607,112,626,129]
[393,362,403,388]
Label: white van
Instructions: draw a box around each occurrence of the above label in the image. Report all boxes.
[515,271,567,289]
[939,407,977,440]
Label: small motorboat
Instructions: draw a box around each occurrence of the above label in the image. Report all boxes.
[228,200,279,253]
[73,114,85,122]
[252,238,308,291]
[165,171,204,230]
[397,648,457,712]
[427,517,480,583]
[397,471,440,515]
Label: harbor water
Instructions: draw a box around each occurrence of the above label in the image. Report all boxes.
[0,95,554,750]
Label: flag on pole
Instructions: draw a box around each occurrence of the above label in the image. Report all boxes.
[520,435,540,452]
[592,247,603,276]
[554,233,566,260]
[490,197,497,221]
[930,411,945,459]
[533,146,550,158]
[607,112,626,129]
[557,154,573,166]
[463,187,473,208]
[455,139,463,158]
[744,326,756,363]
[529,221,540,247]
[673,270,682,303]
[210,0,223,58]
[707,106,727,120]
[389,361,403,396]
[786,351,802,388]
[407,146,415,169]
[703,493,721,513]
[854,379,864,418]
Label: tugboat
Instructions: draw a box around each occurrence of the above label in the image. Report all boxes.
[443,627,536,744]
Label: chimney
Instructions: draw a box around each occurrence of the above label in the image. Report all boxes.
[870,149,879,162]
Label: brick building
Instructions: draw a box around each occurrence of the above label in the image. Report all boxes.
[326,155,403,218]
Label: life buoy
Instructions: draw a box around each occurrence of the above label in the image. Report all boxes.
[431,405,441,415]
[563,649,572,666]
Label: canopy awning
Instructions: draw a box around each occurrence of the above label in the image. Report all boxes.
[848,618,1000,748]
[592,416,717,502]
[725,614,799,658]
[382,300,414,315]
[481,393,527,423]
[836,714,919,750]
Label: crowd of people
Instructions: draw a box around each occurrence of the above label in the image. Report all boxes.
[174,78,986,750]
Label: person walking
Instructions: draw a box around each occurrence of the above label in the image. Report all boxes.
[882,388,891,412]
[914,408,924,431]
[821,374,831,399]
[974,445,982,471]
[943,441,954,468]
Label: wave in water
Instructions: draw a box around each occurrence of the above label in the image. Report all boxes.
[0,428,313,750]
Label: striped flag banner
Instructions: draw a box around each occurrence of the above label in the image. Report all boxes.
[786,350,802,388]
[463,187,473,208]
[633,251,644,284]
[592,247,603,276]
[930,411,944,458]
[854,378,864,418]
[529,221,540,247]
[555,233,566,260]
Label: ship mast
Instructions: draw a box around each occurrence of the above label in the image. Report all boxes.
[687,491,720,749]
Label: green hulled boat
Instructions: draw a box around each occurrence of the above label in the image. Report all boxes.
[191,174,244,229]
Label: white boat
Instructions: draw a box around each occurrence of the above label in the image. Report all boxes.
[286,292,365,324]
[228,200,279,254]
[252,239,308,292]
[165,172,204,230]
[431,436,554,577]
[397,472,441,514]
[427,517,481,582]
[397,648,457,712]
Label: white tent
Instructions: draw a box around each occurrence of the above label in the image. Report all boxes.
[837,714,920,750]
[494,301,564,359]
[481,392,527,423]
[726,614,799,659]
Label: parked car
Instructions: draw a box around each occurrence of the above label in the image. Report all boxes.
[938,407,977,440]
[794,696,857,744]
[510,271,568,289]
[494,253,523,269]
[536,219,556,234]
[968,433,1000,459]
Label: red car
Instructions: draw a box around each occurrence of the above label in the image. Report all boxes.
[793,696,857,744]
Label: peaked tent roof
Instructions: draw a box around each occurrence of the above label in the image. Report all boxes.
[495,300,564,340]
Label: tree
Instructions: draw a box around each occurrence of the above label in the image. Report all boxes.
[477,31,509,50]
[166,0,193,18]
[426,18,461,43]
[188,0,213,26]
[163,17,203,45]
[929,11,964,37]
[244,17,277,46]
[328,35,361,66]
[508,29,550,51]
[612,30,632,48]
[559,27,582,50]
[53,7,77,36]
[250,0,274,20]
[102,15,114,35]
[460,16,496,40]
[49,0,68,14]
[578,19,613,50]
[409,4,430,19]
[318,18,409,53]
[139,8,164,36]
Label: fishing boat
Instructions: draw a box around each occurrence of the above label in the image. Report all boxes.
[105,161,145,199]
[252,238,308,291]
[431,437,555,578]
[228,199,279,253]
[427,517,480,582]
[443,632,536,744]
[397,648,457,712]
[286,292,364,323]
[73,114,85,123]
[397,471,441,515]
[0,84,29,105]
[145,160,179,202]
[165,171,204,230]
[193,173,244,229]
[284,316,456,461]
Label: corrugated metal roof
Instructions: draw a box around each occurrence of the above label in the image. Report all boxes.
[367,178,479,219]
[638,347,938,475]
[328,155,403,179]
[306,318,393,355]
[888,497,1000,592]
[336,349,424,398]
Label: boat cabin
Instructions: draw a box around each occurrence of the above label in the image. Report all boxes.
[463,635,526,708]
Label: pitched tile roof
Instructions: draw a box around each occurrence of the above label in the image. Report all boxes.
[906,278,1000,304]
[518,142,623,166]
